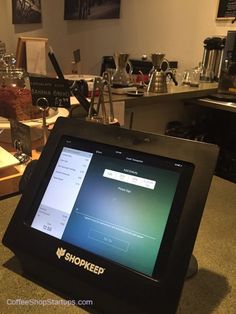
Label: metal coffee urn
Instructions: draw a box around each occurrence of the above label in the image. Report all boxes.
[200,36,226,82]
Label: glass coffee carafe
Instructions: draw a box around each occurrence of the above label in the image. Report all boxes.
[111,53,133,87]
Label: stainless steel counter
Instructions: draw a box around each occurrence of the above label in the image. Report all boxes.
[109,82,218,107]
[197,98,236,113]
[109,82,218,133]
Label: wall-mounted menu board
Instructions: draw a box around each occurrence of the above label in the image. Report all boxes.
[217,0,236,19]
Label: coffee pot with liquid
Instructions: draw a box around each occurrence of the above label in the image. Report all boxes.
[111,53,133,87]
[147,53,177,93]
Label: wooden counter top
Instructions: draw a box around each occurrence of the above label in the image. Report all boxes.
[0,142,40,199]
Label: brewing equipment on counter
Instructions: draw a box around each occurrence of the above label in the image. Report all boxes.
[87,74,119,125]
[182,65,202,87]
[142,53,178,93]
[147,53,169,93]
[200,36,226,82]
[111,53,133,87]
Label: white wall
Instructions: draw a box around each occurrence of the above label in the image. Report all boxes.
[1,0,236,75]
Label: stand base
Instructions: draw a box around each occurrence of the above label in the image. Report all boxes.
[186,255,198,279]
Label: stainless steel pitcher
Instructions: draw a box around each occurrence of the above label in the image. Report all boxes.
[147,53,170,93]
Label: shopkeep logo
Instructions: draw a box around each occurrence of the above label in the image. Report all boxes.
[56,247,66,259]
[56,247,105,275]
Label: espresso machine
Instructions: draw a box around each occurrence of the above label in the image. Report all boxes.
[217,31,236,97]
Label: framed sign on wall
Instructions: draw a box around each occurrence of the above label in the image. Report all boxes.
[217,0,236,20]
[12,0,42,24]
[64,0,121,20]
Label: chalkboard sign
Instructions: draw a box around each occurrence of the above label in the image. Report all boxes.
[217,0,236,19]
[29,76,71,108]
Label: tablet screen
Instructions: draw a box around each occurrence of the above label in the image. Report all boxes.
[30,136,194,277]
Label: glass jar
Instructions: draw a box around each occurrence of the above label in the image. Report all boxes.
[0,53,42,121]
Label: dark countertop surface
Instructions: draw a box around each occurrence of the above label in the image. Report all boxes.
[0,175,235,313]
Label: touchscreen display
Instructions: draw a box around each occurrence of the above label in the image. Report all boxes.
[31,136,193,277]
